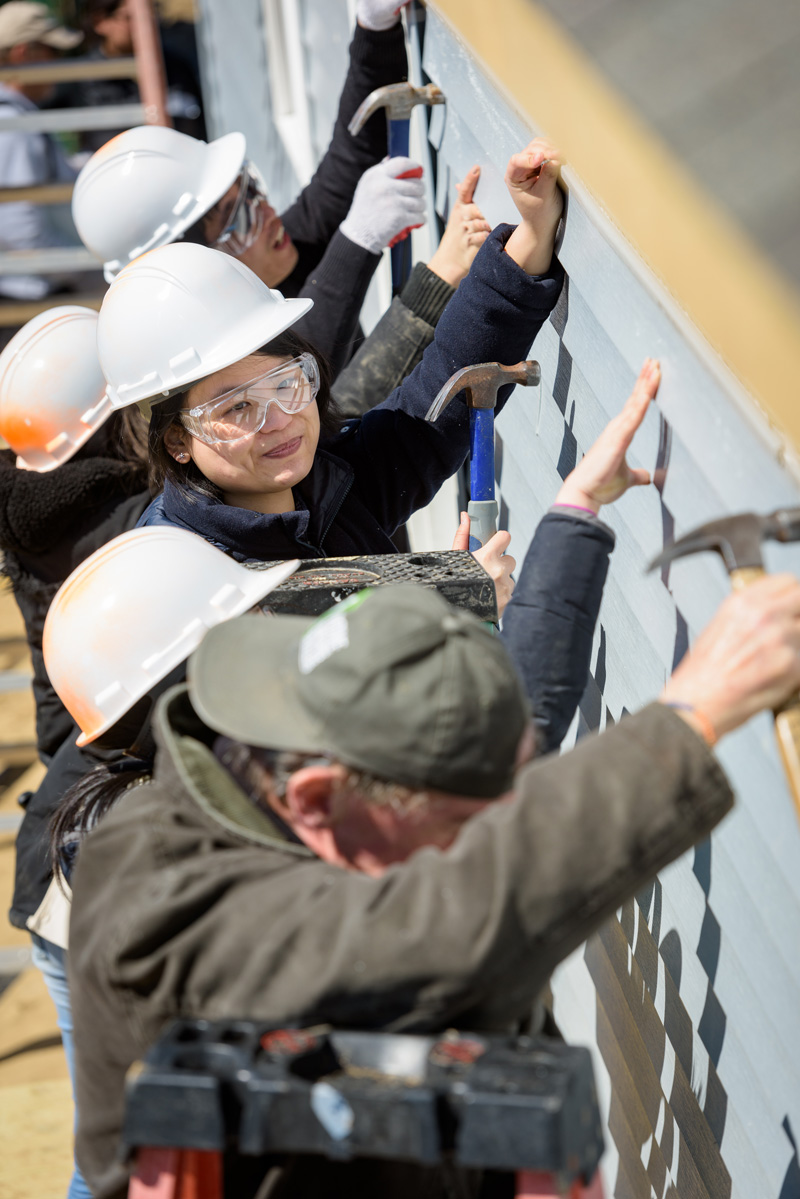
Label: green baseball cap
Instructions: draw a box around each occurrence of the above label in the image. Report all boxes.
[188,585,530,798]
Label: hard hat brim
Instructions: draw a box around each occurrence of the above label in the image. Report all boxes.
[106,294,315,410]
[101,132,248,281]
[71,550,300,746]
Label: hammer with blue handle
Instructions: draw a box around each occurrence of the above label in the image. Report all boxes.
[348,82,445,292]
[426,361,541,549]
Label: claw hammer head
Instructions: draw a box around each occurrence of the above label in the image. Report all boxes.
[648,507,800,578]
[348,83,445,136]
[425,361,541,422]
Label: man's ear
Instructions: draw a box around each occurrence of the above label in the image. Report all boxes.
[284,764,347,828]
[164,422,191,463]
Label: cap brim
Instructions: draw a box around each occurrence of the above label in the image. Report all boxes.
[40,27,83,49]
[188,613,327,754]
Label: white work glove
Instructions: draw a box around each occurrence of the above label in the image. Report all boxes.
[340,157,426,255]
[357,0,410,32]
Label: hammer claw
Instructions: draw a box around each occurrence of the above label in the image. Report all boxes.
[425,360,541,422]
[348,83,445,137]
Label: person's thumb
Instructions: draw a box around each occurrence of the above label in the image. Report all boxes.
[451,511,471,551]
[483,529,512,557]
[456,165,480,205]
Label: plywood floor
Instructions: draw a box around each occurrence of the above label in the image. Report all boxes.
[0,586,73,1198]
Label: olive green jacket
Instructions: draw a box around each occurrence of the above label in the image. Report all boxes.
[69,687,733,1198]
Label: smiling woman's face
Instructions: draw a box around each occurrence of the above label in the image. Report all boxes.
[164,354,320,515]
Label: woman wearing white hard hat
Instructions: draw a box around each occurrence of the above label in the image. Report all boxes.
[15,528,296,1199]
[72,0,431,381]
[100,140,565,595]
[0,304,150,1199]
[0,306,152,763]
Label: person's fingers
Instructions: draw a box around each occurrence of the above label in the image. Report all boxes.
[467,230,491,248]
[484,530,512,556]
[502,552,517,573]
[747,573,800,618]
[628,468,651,487]
[451,512,471,552]
[506,139,562,187]
[456,165,481,205]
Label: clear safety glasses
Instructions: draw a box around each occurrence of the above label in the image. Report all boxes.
[180,354,320,445]
[214,161,269,256]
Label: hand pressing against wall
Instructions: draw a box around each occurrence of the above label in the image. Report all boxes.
[504,138,565,276]
[427,166,492,288]
[555,358,660,514]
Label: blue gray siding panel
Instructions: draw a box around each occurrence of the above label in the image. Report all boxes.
[421,11,800,1197]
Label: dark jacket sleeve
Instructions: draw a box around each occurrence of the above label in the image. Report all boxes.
[331,263,456,418]
[291,230,381,379]
[70,706,733,1049]
[329,225,564,534]
[281,22,407,253]
[501,508,615,755]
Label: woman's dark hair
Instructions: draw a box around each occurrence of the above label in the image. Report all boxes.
[49,755,153,888]
[74,406,151,488]
[147,327,340,496]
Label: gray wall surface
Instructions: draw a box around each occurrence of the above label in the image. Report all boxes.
[192,2,800,1194]
[423,12,800,1197]
[533,0,800,293]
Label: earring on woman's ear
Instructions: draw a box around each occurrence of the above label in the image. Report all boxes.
[177,452,190,463]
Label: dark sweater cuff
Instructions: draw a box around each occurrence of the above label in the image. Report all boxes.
[633,703,734,829]
[400,262,456,327]
[549,504,616,544]
[325,228,380,281]
[350,20,407,71]
[484,224,564,308]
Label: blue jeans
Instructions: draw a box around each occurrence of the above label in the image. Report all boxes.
[29,933,94,1199]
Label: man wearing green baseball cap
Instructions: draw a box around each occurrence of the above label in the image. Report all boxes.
[68,575,800,1198]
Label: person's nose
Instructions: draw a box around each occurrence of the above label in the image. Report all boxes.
[258,400,293,434]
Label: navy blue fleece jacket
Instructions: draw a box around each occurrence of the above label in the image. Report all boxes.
[138,225,564,560]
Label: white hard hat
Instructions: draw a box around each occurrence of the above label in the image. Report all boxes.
[97,243,313,409]
[72,125,247,282]
[42,527,299,746]
[0,306,112,472]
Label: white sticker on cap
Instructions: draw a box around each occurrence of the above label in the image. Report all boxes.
[298,610,349,675]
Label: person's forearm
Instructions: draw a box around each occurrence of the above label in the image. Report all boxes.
[331,264,455,419]
[281,23,407,249]
[292,231,379,379]
[500,509,615,754]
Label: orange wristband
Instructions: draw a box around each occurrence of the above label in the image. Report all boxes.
[664,702,718,747]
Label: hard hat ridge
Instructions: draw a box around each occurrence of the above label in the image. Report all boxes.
[0,307,113,472]
[72,126,247,281]
[43,527,300,745]
[97,243,314,410]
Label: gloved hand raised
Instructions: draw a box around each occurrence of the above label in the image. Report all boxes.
[340,157,426,256]
[357,0,410,32]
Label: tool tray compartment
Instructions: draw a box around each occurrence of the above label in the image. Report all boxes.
[254,551,498,622]
[122,1022,603,1181]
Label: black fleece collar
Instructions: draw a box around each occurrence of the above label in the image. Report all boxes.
[160,448,353,562]
[0,450,148,556]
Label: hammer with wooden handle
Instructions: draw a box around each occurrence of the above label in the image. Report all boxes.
[649,507,800,820]
[348,82,445,292]
[425,361,541,549]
